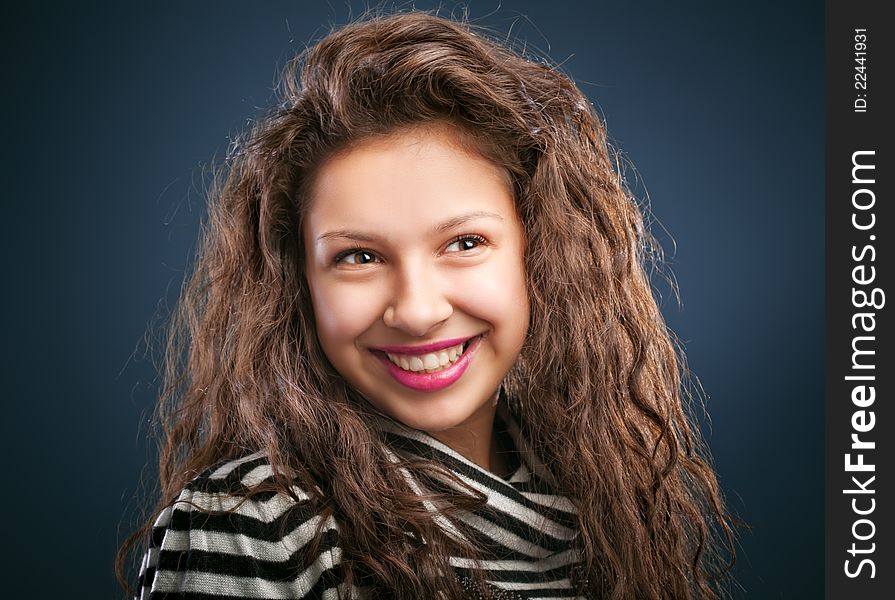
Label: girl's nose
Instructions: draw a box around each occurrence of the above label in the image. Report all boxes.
[382,263,453,337]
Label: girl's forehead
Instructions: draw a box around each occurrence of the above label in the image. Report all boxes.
[304,126,517,238]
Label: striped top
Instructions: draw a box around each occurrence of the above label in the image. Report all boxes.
[137,405,584,599]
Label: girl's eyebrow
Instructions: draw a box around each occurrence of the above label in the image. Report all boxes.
[316,210,505,243]
[434,210,504,232]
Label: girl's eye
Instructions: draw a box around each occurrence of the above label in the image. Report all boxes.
[334,248,379,265]
[445,234,487,253]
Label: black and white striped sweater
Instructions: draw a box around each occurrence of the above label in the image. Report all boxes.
[137,406,585,599]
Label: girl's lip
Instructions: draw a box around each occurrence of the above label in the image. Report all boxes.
[370,335,475,355]
[371,335,483,392]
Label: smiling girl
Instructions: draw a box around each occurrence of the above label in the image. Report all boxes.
[120,12,734,600]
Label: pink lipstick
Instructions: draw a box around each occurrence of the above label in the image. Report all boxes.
[372,336,471,355]
[371,335,482,392]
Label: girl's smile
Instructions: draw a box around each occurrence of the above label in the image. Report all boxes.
[302,122,529,453]
[370,333,484,392]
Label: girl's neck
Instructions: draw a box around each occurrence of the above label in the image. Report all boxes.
[427,389,515,477]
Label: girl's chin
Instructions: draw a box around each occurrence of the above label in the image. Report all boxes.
[387,407,471,432]
[378,394,495,433]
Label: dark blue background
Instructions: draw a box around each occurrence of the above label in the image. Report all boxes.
[7,1,823,597]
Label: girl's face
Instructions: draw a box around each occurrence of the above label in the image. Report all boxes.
[303,124,529,436]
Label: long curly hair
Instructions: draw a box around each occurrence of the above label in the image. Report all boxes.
[118,11,734,599]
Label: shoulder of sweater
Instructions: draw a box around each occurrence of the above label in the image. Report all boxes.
[185,450,276,494]
[163,451,325,531]
[138,452,351,600]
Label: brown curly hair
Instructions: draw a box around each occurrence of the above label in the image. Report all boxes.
[118,10,735,599]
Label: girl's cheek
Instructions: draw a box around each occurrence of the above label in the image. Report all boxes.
[452,258,529,317]
[313,280,385,341]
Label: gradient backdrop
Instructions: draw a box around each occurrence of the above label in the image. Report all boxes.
[8,1,823,597]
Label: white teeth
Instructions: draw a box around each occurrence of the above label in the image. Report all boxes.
[386,341,467,373]
[423,354,440,370]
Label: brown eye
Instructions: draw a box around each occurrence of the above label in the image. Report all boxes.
[445,234,487,253]
[335,249,379,265]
